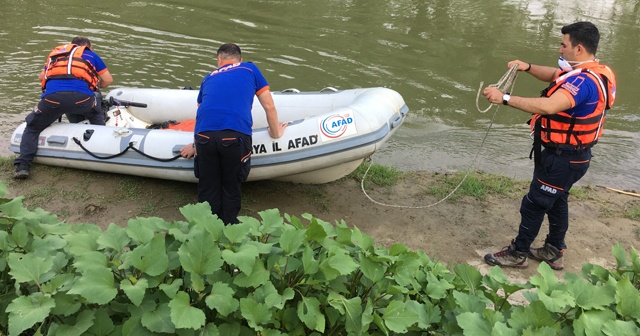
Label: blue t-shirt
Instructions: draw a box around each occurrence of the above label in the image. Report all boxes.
[557,72,600,118]
[195,62,269,135]
[42,49,108,97]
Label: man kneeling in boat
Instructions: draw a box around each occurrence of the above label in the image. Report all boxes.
[13,36,113,179]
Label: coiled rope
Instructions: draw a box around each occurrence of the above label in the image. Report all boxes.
[360,65,520,208]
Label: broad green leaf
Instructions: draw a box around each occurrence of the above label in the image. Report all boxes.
[454,264,483,295]
[97,223,131,251]
[73,251,108,272]
[383,300,418,334]
[406,300,441,329]
[205,282,239,317]
[573,309,616,336]
[453,290,490,313]
[223,222,252,244]
[320,246,358,280]
[301,245,319,275]
[508,300,556,331]
[351,225,374,251]
[615,277,640,319]
[297,297,325,333]
[126,217,160,244]
[7,253,53,284]
[87,308,115,336]
[612,243,629,268]
[200,323,221,336]
[457,312,492,336]
[68,267,117,305]
[305,219,328,243]
[0,196,28,218]
[50,292,81,316]
[234,259,270,288]
[602,320,640,336]
[120,278,149,306]
[529,262,560,294]
[359,254,385,283]
[567,278,615,310]
[64,231,101,255]
[240,298,272,331]
[425,272,455,300]
[178,232,223,275]
[31,235,67,256]
[6,293,56,336]
[128,234,169,276]
[141,303,175,334]
[160,279,183,299]
[257,208,284,235]
[279,227,307,255]
[221,243,260,275]
[10,222,28,248]
[328,292,365,335]
[169,291,205,330]
[50,310,94,336]
[538,290,576,313]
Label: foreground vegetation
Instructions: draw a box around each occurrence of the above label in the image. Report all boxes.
[1,178,639,335]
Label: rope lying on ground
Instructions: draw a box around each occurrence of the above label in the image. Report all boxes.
[597,185,640,198]
[360,65,520,208]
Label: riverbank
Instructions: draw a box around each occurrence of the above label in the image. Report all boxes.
[1,158,639,281]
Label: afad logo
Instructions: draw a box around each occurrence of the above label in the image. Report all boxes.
[319,112,357,141]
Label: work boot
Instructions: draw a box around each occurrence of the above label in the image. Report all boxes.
[484,241,528,268]
[14,163,30,179]
[528,243,564,270]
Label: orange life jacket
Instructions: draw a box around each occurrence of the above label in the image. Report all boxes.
[41,44,99,91]
[530,63,616,150]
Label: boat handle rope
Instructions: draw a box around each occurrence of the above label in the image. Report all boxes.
[360,65,520,209]
[72,137,181,162]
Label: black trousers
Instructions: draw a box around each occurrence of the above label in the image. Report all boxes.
[195,130,252,225]
[514,147,591,252]
[14,92,103,166]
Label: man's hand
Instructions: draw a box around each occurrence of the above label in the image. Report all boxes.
[180,143,196,158]
[483,87,504,105]
[268,122,288,139]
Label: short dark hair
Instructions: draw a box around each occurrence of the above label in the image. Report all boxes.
[217,43,242,60]
[561,22,599,55]
[71,36,92,49]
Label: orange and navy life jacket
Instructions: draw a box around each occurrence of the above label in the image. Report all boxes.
[41,44,100,91]
[530,63,616,150]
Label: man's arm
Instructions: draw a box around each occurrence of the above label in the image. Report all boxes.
[508,60,559,83]
[257,89,287,138]
[483,87,572,115]
[98,70,113,88]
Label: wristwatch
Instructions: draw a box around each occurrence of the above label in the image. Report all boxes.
[502,93,511,106]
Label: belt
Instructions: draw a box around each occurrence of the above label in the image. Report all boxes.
[543,147,587,156]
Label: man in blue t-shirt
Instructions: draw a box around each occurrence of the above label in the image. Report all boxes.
[14,36,113,179]
[482,22,617,270]
[193,43,287,224]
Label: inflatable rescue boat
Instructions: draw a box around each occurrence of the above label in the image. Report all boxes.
[9,87,409,184]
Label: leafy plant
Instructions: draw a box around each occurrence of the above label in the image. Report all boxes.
[1,179,640,335]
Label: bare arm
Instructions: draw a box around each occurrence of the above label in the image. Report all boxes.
[257,89,287,138]
[483,87,572,115]
[508,60,559,83]
[98,70,113,88]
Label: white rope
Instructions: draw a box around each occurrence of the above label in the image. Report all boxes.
[360,65,520,209]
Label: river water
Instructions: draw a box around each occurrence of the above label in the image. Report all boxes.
[1,0,638,189]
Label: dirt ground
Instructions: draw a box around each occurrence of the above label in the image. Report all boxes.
[2,159,639,283]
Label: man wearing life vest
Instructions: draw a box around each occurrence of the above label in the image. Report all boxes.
[13,36,113,179]
[482,22,617,270]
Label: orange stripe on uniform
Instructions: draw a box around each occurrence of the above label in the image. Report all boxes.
[570,159,590,164]
[537,179,565,191]
[256,86,270,96]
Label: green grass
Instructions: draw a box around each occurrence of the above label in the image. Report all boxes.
[625,206,640,221]
[350,162,402,187]
[427,171,527,201]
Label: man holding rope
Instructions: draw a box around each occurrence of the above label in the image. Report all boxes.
[482,22,617,270]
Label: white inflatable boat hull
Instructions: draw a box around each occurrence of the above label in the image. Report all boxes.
[9,87,409,184]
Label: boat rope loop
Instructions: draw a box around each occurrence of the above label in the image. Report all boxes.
[476,64,519,113]
[72,137,181,162]
[360,65,520,209]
